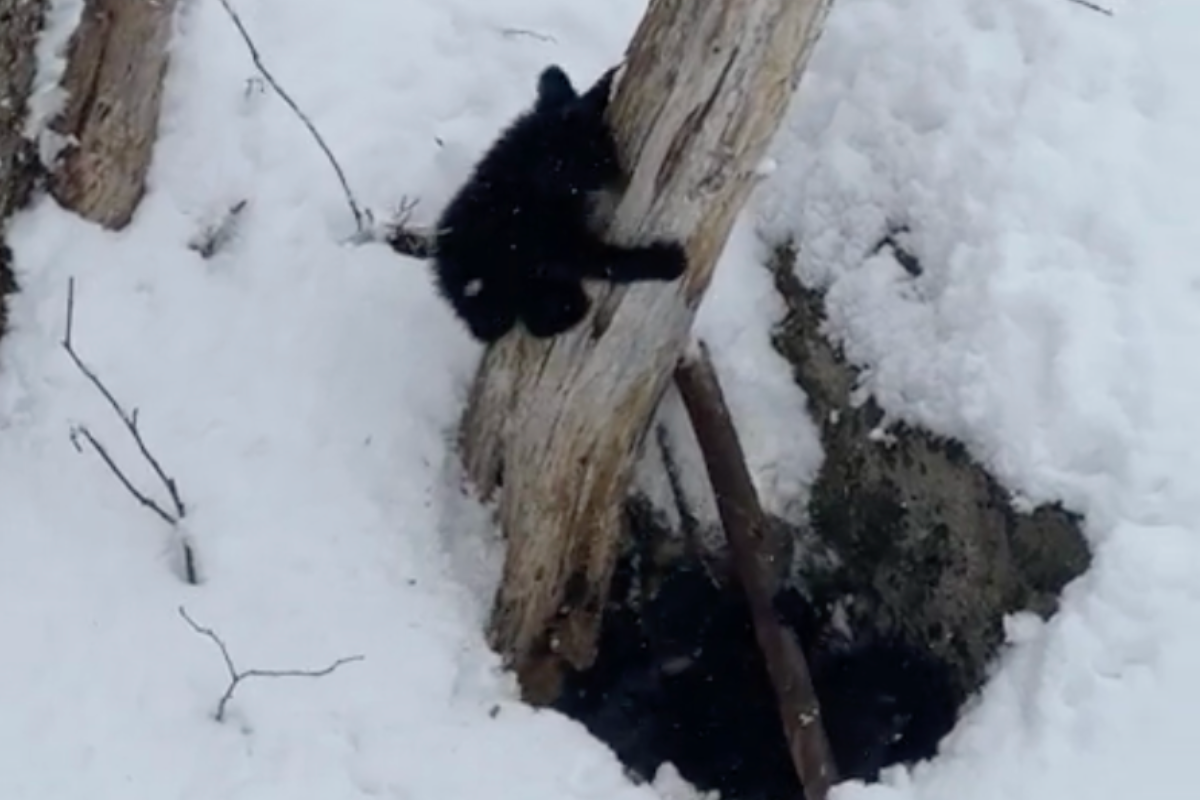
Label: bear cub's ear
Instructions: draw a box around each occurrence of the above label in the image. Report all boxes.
[577,66,619,118]
[535,66,579,113]
[535,65,619,119]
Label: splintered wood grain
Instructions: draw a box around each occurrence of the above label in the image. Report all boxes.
[48,0,179,230]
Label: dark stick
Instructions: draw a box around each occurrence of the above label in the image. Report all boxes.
[675,341,839,800]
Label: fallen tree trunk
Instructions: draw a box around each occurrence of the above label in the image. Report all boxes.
[47,0,179,230]
[460,0,834,703]
[0,0,49,333]
[675,342,838,800]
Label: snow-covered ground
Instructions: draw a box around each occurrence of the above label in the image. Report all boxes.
[757,0,1200,797]
[0,0,1196,797]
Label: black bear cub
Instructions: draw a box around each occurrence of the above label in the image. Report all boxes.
[427,65,688,343]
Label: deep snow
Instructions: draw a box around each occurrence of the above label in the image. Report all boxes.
[756,0,1200,797]
[1,0,1197,798]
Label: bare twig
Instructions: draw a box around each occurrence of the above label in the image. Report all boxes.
[385,200,438,259]
[390,195,420,230]
[178,606,365,722]
[62,277,196,584]
[499,27,557,43]
[212,0,436,251]
[70,425,176,526]
[62,277,186,521]
[675,341,839,800]
[376,195,438,258]
[213,0,367,233]
[1064,0,1113,15]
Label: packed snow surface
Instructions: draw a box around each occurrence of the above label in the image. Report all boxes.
[0,0,1196,798]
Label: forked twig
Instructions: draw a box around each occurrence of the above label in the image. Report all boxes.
[69,426,175,526]
[62,277,196,583]
[384,196,438,258]
[62,278,186,521]
[179,606,364,721]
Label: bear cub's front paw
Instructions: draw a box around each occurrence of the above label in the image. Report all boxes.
[641,241,689,281]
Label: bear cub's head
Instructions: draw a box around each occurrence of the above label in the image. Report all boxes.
[527,65,625,200]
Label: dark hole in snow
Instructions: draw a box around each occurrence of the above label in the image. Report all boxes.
[554,557,962,800]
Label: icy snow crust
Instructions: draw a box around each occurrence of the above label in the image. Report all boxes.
[0,0,1196,799]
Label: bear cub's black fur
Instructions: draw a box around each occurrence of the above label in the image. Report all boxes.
[427,65,688,343]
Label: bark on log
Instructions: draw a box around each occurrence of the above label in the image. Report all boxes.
[675,342,838,800]
[47,0,178,230]
[0,0,48,333]
[460,0,834,703]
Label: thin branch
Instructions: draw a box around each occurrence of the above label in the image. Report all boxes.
[179,606,365,722]
[62,277,186,521]
[213,0,367,233]
[390,195,420,230]
[70,425,176,526]
[62,278,196,585]
[1064,0,1113,15]
[239,661,365,681]
[178,606,238,681]
[64,271,75,344]
[499,27,557,43]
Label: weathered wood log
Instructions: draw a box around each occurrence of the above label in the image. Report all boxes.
[47,0,178,230]
[0,0,49,333]
[460,0,834,703]
[675,341,838,800]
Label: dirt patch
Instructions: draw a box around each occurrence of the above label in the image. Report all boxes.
[767,240,1091,697]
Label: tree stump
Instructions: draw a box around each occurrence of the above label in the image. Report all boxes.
[460,0,835,704]
[47,0,179,230]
